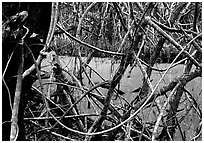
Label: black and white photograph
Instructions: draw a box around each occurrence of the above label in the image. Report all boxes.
[1,2,202,141]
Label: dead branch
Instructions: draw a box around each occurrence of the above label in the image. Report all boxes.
[10,40,25,141]
[146,16,201,68]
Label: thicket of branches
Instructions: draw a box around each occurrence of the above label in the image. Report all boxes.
[2,2,202,141]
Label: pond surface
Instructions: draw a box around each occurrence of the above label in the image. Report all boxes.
[40,55,201,140]
[41,56,201,101]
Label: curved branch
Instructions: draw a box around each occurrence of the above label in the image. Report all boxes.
[56,24,124,56]
[44,2,59,49]
[22,2,59,78]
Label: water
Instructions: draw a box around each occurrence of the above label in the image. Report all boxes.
[40,56,202,140]
[41,55,201,103]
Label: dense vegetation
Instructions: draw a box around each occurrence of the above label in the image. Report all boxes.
[2,2,202,141]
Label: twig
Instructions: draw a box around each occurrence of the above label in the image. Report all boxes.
[24,41,50,127]
[183,88,202,118]
[117,3,134,53]
[82,65,105,97]
[125,121,133,141]
[139,57,187,72]
[76,2,96,38]
[29,65,201,137]
[22,2,58,79]
[130,127,151,140]
[31,85,65,114]
[182,30,202,54]
[2,48,15,77]
[50,131,76,141]
[99,2,109,36]
[2,78,12,111]
[45,2,59,49]
[190,122,202,141]
[152,83,180,140]
[75,2,97,81]
[112,2,128,33]
[87,95,102,114]
[146,16,201,68]
[151,18,200,36]
[85,64,106,81]
[82,67,105,113]
[135,2,144,12]
[23,113,98,120]
[85,54,130,140]
[2,45,16,111]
